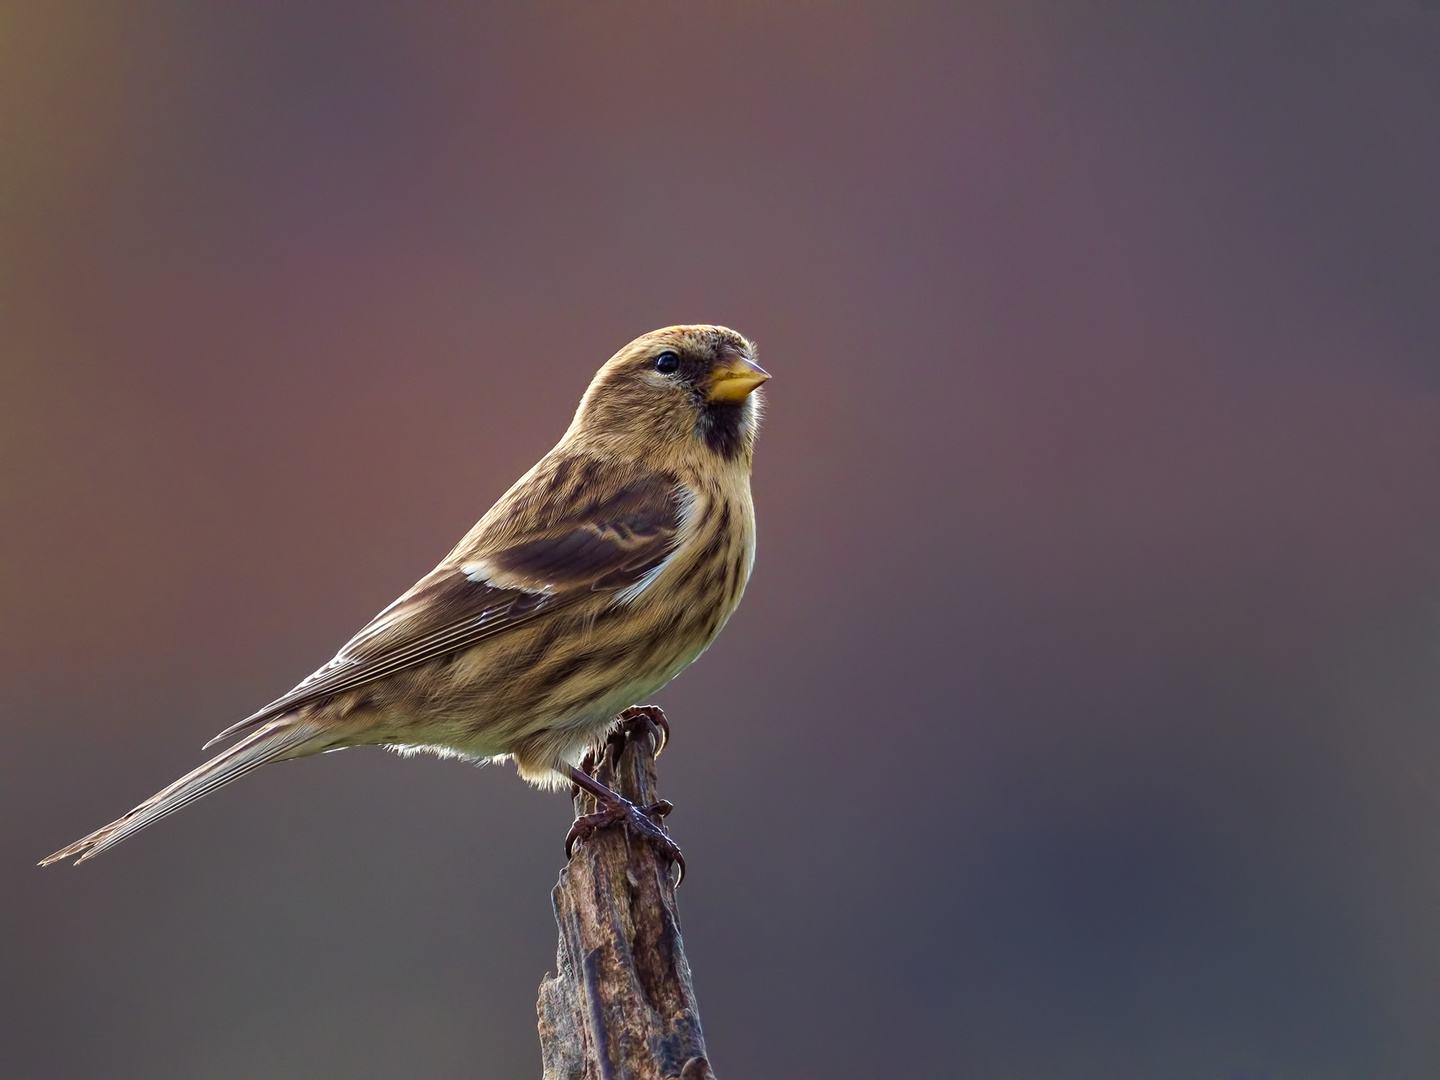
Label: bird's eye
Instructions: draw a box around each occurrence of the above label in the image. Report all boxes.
[654,351,681,375]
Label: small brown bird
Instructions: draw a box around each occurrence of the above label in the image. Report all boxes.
[42,324,768,871]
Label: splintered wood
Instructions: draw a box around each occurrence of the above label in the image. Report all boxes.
[538,712,715,1080]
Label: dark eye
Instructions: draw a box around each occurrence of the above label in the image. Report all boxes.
[654,351,681,375]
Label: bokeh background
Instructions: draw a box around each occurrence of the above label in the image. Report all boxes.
[4,4,1440,1078]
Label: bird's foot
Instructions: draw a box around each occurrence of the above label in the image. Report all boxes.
[566,718,685,885]
[564,793,682,877]
[614,703,669,757]
[573,705,669,780]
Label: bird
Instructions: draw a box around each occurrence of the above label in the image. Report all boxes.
[41,324,768,872]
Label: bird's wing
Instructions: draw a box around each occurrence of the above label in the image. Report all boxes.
[205,470,686,747]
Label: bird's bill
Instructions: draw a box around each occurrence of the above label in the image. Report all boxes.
[707,357,771,402]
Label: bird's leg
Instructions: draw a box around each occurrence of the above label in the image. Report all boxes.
[564,707,684,882]
[605,705,673,823]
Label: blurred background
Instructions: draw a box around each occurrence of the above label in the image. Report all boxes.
[4,4,1440,1078]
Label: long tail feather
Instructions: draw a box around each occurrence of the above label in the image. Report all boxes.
[39,720,324,866]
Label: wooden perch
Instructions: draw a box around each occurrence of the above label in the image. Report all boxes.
[537,708,716,1080]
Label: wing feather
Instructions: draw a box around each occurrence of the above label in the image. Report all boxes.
[205,467,685,748]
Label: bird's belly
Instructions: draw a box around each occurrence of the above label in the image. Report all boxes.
[350,605,696,760]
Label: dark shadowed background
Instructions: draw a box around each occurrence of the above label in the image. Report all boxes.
[5,4,1440,1078]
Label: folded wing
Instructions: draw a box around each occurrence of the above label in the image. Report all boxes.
[206,467,686,748]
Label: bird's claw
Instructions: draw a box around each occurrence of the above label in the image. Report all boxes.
[614,704,669,758]
[572,705,669,793]
[565,704,682,883]
[565,794,685,885]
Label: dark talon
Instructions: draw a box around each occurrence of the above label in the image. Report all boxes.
[616,704,669,757]
[565,765,686,885]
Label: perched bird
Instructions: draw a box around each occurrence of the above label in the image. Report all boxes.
[41,324,768,871]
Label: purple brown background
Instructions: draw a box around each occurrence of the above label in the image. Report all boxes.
[5,5,1440,1078]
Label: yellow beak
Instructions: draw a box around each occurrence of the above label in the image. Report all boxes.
[707,357,771,402]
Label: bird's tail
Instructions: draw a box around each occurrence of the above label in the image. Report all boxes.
[39,719,326,867]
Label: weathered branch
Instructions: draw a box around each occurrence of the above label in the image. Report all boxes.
[537,709,715,1080]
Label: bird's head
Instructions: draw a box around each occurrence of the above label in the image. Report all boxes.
[569,325,769,466]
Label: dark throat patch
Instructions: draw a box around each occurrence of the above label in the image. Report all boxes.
[698,401,747,460]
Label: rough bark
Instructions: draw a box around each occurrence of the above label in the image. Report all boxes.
[537,713,715,1080]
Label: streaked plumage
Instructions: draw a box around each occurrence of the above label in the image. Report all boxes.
[42,324,767,866]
